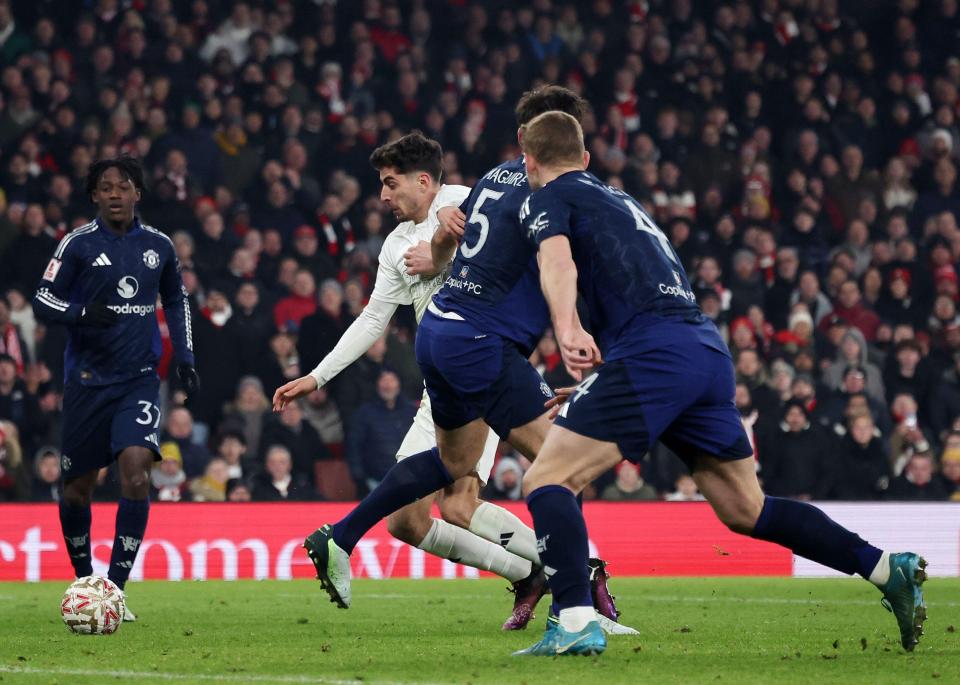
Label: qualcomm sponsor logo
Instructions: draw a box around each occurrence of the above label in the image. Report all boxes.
[117,276,139,299]
[107,302,156,316]
[658,282,697,301]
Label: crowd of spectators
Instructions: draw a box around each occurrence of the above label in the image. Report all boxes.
[2,0,960,503]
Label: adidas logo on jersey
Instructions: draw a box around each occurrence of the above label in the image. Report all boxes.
[92,253,112,266]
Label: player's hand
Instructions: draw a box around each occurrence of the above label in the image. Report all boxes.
[176,363,200,399]
[436,206,466,243]
[544,385,576,420]
[272,375,319,412]
[78,303,119,328]
[557,327,602,381]
[404,240,437,276]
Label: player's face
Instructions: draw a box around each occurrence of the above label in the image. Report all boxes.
[379,167,430,222]
[92,166,140,227]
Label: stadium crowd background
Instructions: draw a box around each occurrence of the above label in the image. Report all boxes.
[1,0,959,504]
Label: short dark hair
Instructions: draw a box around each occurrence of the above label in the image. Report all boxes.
[369,131,442,182]
[85,155,145,197]
[514,85,587,126]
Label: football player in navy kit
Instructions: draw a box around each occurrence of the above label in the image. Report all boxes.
[514,111,926,656]
[33,156,198,619]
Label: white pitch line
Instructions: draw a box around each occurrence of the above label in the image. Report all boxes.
[284,592,959,608]
[0,666,454,685]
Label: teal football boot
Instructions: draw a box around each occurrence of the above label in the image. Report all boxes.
[878,552,928,651]
[513,619,606,656]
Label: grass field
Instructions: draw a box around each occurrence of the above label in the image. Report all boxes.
[0,577,957,685]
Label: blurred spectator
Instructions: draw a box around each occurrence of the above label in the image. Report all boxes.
[189,457,229,502]
[273,268,316,332]
[0,420,28,500]
[759,400,832,500]
[252,445,312,501]
[161,406,210,478]
[226,478,252,502]
[600,461,657,502]
[829,413,890,500]
[346,370,414,493]
[886,452,951,501]
[665,474,705,502]
[483,455,524,501]
[260,400,329,482]
[300,388,344,445]
[298,278,352,376]
[0,353,46,456]
[30,446,60,502]
[214,430,252,482]
[151,441,188,503]
[220,376,271,459]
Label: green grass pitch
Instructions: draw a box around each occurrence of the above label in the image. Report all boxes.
[0,577,957,684]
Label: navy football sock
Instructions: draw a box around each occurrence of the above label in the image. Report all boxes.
[527,485,593,611]
[59,501,93,578]
[751,496,882,577]
[108,498,149,590]
[332,448,453,554]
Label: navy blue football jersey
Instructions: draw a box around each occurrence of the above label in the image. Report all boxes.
[33,217,194,386]
[431,156,549,354]
[521,171,716,358]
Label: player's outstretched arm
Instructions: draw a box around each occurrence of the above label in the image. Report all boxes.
[159,246,199,398]
[538,235,601,380]
[272,297,399,412]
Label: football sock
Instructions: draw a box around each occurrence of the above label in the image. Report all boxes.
[418,518,532,583]
[332,448,453,554]
[526,484,592,612]
[751,496,882,578]
[468,501,541,565]
[58,501,93,578]
[868,551,892,587]
[108,497,149,590]
[559,606,597,633]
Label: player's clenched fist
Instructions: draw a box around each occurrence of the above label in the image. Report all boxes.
[403,240,437,276]
[272,375,319,412]
[435,206,466,242]
[557,326,602,381]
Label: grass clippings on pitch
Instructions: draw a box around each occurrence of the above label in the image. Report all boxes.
[0,577,957,685]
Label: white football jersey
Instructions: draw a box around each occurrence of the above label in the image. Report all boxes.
[372,184,470,321]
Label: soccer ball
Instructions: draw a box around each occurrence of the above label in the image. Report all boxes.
[60,576,125,635]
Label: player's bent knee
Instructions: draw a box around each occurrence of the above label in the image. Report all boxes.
[387,511,428,545]
[437,497,474,528]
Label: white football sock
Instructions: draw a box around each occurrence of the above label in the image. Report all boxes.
[559,606,596,633]
[868,550,891,587]
[418,518,532,583]
[469,501,541,565]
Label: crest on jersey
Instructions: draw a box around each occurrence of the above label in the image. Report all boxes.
[673,271,682,286]
[61,454,71,471]
[459,265,469,278]
[526,211,549,239]
[117,276,139,299]
[143,249,160,269]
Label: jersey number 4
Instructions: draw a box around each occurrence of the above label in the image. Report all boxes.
[460,189,505,258]
[623,198,680,266]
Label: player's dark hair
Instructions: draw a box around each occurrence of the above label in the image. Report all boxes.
[85,156,145,197]
[515,85,587,126]
[369,131,443,182]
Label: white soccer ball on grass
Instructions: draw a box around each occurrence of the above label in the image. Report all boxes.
[60,575,125,635]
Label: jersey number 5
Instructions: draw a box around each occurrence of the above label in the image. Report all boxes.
[460,189,505,258]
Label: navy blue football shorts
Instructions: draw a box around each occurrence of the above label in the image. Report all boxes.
[554,340,753,467]
[60,375,162,479]
[416,309,553,439]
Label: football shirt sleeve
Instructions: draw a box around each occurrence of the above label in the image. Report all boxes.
[33,233,84,324]
[519,187,573,247]
[370,237,414,306]
[158,244,196,367]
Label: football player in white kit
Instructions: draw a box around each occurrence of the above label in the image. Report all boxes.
[273,131,548,629]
